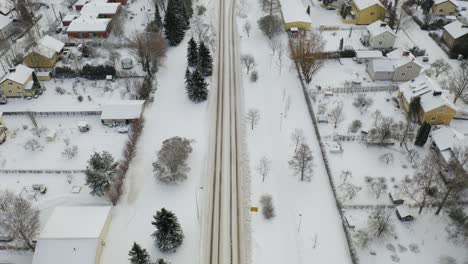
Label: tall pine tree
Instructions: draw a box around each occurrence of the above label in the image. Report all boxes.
[414,122,431,146]
[187,37,198,67]
[129,242,150,264]
[152,208,184,253]
[185,67,193,95]
[164,0,186,46]
[188,69,208,103]
[198,42,213,77]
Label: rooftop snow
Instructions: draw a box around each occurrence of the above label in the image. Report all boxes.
[0,14,12,31]
[32,238,99,264]
[367,20,396,37]
[353,0,385,10]
[431,126,464,152]
[39,36,65,53]
[434,0,458,6]
[80,2,121,16]
[0,1,13,15]
[279,0,312,24]
[370,59,395,72]
[0,64,33,85]
[355,50,383,59]
[444,20,468,39]
[67,16,110,32]
[101,100,145,120]
[74,0,90,7]
[38,206,111,239]
[63,14,78,21]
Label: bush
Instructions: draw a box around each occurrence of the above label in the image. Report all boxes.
[250,70,258,82]
[55,86,66,94]
[339,49,356,58]
[80,64,116,80]
[77,95,83,102]
[54,66,78,78]
[196,5,207,15]
[260,194,275,219]
[349,119,362,133]
[409,46,426,57]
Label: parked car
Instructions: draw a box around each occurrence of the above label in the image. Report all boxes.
[55,27,62,34]
[396,205,414,222]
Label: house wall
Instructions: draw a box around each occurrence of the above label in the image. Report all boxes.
[67,30,110,39]
[95,212,112,264]
[284,21,312,30]
[369,31,396,48]
[366,61,394,80]
[354,4,386,25]
[0,76,33,98]
[442,30,455,48]
[0,21,13,40]
[23,52,58,68]
[452,34,468,57]
[422,105,456,125]
[432,1,457,16]
[101,119,129,125]
[392,61,422,82]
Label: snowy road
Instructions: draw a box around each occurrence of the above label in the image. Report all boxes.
[200,0,246,263]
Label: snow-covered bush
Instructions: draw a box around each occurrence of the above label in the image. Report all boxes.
[348,119,362,133]
[250,70,258,82]
[62,145,78,159]
[352,94,373,111]
[84,151,119,196]
[260,194,275,219]
[55,86,66,94]
[77,95,84,102]
[379,153,394,164]
[24,138,42,151]
[153,137,193,184]
[152,208,184,253]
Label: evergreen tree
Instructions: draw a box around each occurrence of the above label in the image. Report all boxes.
[188,69,208,103]
[155,259,170,264]
[414,122,431,146]
[147,4,163,33]
[409,97,421,122]
[164,0,186,46]
[84,151,118,196]
[185,67,193,96]
[152,208,184,253]
[198,42,213,77]
[187,37,198,67]
[129,242,150,264]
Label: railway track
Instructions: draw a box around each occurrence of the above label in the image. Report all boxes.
[201,0,244,263]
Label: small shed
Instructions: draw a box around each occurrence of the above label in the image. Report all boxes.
[101,100,144,126]
[78,121,89,132]
[121,58,133,69]
[279,0,312,30]
[355,50,383,63]
[36,71,52,81]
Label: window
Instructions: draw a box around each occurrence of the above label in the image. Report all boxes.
[8,82,12,85]
[8,90,11,93]
[379,41,383,45]
[407,65,412,68]
[370,12,375,15]
[401,72,406,76]
[431,116,437,121]
[439,9,443,12]
[438,108,446,113]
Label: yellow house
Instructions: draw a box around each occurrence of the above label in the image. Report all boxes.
[32,206,112,264]
[0,64,39,98]
[279,0,312,30]
[0,112,6,144]
[342,0,386,25]
[23,36,64,69]
[399,76,456,125]
[432,0,458,16]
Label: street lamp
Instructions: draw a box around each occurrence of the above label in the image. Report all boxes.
[195,186,204,222]
[298,213,303,233]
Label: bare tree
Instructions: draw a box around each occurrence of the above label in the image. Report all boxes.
[435,156,468,215]
[153,137,193,184]
[430,59,451,78]
[291,32,325,84]
[290,128,305,152]
[268,36,282,57]
[338,182,362,202]
[62,145,79,159]
[0,190,40,250]
[31,126,47,138]
[243,21,251,37]
[365,176,387,199]
[379,153,394,164]
[110,12,125,43]
[394,8,412,34]
[289,143,314,181]
[256,156,272,182]
[368,114,396,144]
[448,63,468,103]
[353,230,371,249]
[260,194,275,219]
[329,102,345,128]
[240,54,256,74]
[353,94,373,112]
[24,138,41,151]
[129,32,167,78]
[258,0,279,14]
[245,108,260,130]
[367,208,395,239]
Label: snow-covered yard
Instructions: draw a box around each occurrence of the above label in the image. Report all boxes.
[320,29,369,52]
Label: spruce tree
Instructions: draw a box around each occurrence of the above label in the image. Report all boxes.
[187,37,198,67]
[198,42,213,77]
[154,5,163,29]
[185,67,193,96]
[164,0,185,46]
[189,69,208,103]
[414,122,431,146]
[152,208,184,253]
[129,242,150,264]
[85,151,118,196]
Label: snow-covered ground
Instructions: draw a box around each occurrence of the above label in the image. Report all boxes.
[237,0,352,263]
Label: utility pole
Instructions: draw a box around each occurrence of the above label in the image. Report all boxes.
[280,112,283,131]
[298,213,303,233]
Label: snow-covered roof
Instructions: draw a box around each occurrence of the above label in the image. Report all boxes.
[431,126,464,152]
[101,100,145,120]
[39,36,65,53]
[370,59,395,72]
[74,0,90,7]
[67,16,111,32]
[279,0,312,24]
[353,0,385,10]
[386,48,415,59]
[63,14,78,22]
[38,206,111,239]
[33,238,100,264]
[80,2,121,16]
[355,50,383,59]
[444,20,468,39]
[0,1,13,15]
[434,0,458,6]
[0,65,34,85]
[367,20,396,38]
[399,75,456,112]
[0,14,12,31]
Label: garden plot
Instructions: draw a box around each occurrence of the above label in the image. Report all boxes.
[0,115,127,170]
[320,29,369,52]
[313,91,406,136]
[344,208,468,264]
[2,78,138,112]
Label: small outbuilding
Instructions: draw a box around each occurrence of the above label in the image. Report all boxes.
[279,0,312,30]
[121,58,133,69]
[362,20,396,49]
[101,100,145,126]
[32,206,112,264]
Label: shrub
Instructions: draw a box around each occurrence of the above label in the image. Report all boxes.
[80,64,116,80]
[349,119,362,133]
[55,86,66,94]
[77,95,83,102]
[260,194,275,219]
[54,66,78,78]
[250,70,258,82]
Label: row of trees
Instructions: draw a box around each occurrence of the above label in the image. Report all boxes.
[164,0,193,46]
[185,37,212,103]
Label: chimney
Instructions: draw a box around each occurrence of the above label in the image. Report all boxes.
[8,67,15,73]
[433,90,442,96]
[380,22,387,27]
[403,51,410,56]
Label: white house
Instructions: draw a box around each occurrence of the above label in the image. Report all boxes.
[362,20,396,48]
[431,126,465,164]
[367,48,422,81]
[100,100,145,125]
[32,206,112,264]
